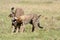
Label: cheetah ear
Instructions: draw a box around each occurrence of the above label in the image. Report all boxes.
[11,7,15,14]
[38,15,41,18]
[8,14,11,17]
[11,7,14,10]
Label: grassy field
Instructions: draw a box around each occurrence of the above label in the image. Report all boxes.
[0,0,60,40]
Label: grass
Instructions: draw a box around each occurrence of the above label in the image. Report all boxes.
[0,0,60,40]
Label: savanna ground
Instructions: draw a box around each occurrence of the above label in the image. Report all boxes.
[0,0,60,40]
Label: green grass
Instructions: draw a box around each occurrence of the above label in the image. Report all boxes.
[0,0,60,40]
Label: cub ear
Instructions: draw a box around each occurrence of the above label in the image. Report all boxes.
[14,17,18,19]
[15,17,22,22]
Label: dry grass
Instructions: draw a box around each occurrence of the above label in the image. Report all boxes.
[0,0,60,40]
